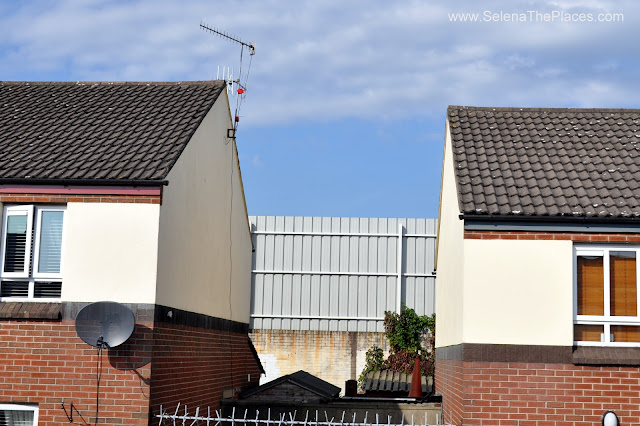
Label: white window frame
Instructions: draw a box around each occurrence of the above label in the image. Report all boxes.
[32,207,65,280]
[574,245,640,347]
[0,403,39,425]
[0,205,34,278]
[0,204,65,301]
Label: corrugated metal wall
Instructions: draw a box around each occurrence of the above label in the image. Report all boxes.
[249,217,437,332]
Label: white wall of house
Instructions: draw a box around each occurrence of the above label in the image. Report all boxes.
[62,202,160,303]
[462,239,574,346]
[156,91,253,323]
[435,122,465,348]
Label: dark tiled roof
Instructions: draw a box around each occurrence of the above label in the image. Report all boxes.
[239,370,340,399]
[0,81,225,182]
[448,106,640,218]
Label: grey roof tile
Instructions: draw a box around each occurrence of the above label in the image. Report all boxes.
[449,106,640,218]
[0,81,225,181]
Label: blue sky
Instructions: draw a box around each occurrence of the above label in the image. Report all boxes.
[1,0,637,218]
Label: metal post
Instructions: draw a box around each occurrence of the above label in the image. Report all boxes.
[396,223,404,312]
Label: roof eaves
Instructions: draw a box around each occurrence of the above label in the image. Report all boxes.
[0,178,168,187]
[460,214,640,224]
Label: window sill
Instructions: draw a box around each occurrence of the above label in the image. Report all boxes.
[0,301,62,320]
[573,345,640,366]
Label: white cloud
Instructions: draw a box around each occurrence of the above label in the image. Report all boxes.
[1,0,639,125]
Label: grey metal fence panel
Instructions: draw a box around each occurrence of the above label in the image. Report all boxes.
[249,216,436,331]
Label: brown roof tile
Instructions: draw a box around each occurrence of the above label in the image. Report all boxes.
[0,81,225,182]
[449,106,640,218]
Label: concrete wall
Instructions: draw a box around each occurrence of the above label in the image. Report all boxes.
[62,202,160,303]
[434,122,465,348]
[463,238,574,345]
[223,400,442,425]
[250,330,389,391]
[156,91,253,322]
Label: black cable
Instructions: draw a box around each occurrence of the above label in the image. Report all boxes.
[228,130,235,391]
[95,344,103,425]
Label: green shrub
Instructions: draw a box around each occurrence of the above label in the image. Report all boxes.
[358,306,436,389]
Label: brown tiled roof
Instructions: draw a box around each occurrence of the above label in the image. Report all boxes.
[363,369,432,394]
[448,106,640,218]
[0,81,225,182]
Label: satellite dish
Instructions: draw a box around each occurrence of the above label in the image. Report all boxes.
[75,302,135,348]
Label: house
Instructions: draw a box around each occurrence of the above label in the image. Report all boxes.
[0,81,263,425]
[436,106,640,425]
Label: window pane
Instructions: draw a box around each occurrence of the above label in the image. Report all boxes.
[577,256,604,315]
[0,409,35,425]
[0,281,29,298]
[37,211,64,274]
[610,251,637,316]
[611,325,640,343]
[3,215,28,273]
[574,324,604,342]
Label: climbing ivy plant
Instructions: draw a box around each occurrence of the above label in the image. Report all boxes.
[358,305,435,389]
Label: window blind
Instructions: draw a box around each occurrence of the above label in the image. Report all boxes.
[3,215,28,274]
[37,211,64,274]
[0,409,35,426]
[610,252,637,316]
[577,256,604,316]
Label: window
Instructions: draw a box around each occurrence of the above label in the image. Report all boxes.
[0,205,65,299]
[0,404,38,425]
[574,246,640,345]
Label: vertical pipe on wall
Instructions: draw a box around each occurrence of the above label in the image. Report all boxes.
[396,223,404,313]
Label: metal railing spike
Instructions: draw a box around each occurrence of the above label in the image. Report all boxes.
[154,405,452,426]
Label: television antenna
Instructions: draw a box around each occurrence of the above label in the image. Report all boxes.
[200,22,256,137]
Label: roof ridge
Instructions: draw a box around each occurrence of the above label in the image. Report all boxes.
[448,105,640,114]
[0,81,224,86]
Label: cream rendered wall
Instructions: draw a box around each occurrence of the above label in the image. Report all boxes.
[62,203,160,303]
[462,239,574,345]
[435,121,465,348]
[155,91,253,323]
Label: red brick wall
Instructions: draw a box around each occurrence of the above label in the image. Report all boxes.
[436,358,465,425]
[437,359,640,425]
[0,193,160,204]
[0,318,153,425]
[465,230,640,242]
[0,312,263,425]
[150,323,262,415]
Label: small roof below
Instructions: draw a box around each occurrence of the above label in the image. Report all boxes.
[363,370,431,395]
[240,370,341,400]
[448,106,640,219]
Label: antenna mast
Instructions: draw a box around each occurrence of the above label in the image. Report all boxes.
[200,22,256,138]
